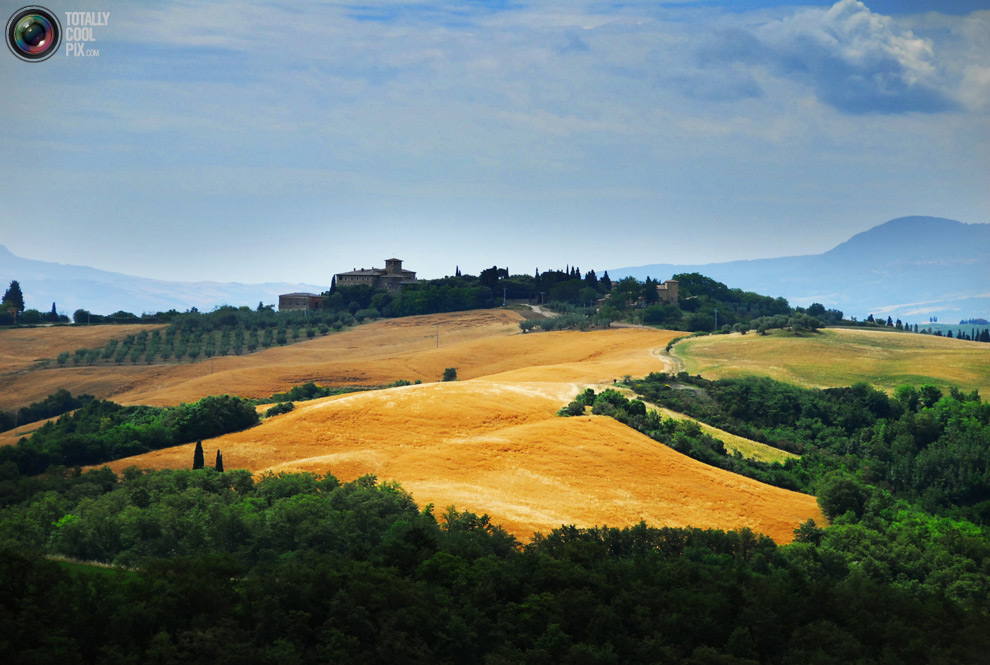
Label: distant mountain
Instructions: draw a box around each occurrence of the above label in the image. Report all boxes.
[0,245,325,316]
[608,216,990,322]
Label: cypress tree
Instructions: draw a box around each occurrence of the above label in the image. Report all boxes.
[2,280,24,316]
[193,440,205,469]
[215,449,224,472]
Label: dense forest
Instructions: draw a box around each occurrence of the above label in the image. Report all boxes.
[0,374,989,662]
[4,462,990,664]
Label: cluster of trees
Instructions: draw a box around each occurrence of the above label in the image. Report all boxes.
[4,464,990,663]
[0,388,92,433]
[0,280,69,325]
[841,316,990,342]
[0,395,259,475]
[623,374,990,524]
[326,266,611,322]
[524,272,838,334]
[519,310,615,333]
[924,327,990,342]
[334,280,498,319]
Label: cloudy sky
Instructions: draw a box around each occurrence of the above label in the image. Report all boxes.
[2,0,988,285]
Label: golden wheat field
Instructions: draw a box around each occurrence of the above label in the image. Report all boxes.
[3,311,824,542]
[674,328,990,394]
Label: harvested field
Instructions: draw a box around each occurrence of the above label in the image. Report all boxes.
[0,324,166,409]
[674,328,990,394]
[0,311,522,410]
[7,311,826,542]
[106,379,820,542]
[67,310,822,543]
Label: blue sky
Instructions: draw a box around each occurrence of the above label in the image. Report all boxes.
[1,0,988,285]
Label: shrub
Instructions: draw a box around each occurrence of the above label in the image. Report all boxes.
[265,402,295,418]
[558,400,586,417]
[354,308,381,322]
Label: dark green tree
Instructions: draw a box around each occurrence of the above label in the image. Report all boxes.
[2,280,25,314]
[193,440,205,470]
[816,473,869,520]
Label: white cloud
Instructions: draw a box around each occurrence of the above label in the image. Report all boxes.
[704,0,957,114]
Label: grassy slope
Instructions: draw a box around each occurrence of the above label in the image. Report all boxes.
[674,328,990,394]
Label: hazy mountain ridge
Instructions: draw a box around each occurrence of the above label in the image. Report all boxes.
[0,245,325,316]
[3,216,986,320]
[609,216,990,322]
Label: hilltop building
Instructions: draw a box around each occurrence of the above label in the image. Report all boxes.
[656,279,678,304]
[335,258,417,292]
[278,293,322,312]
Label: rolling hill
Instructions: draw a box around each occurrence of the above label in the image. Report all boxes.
[673,327,990,395]
[1,310,825,542]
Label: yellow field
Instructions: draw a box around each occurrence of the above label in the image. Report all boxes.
[0,324,168,410]
[0,311,522,410]
[106,377,820,543]
[0,310,819,542]
[674,328,990,394]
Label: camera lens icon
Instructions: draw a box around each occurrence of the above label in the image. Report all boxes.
[6,6,61,62]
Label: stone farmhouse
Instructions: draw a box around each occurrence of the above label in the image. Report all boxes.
[335,258,418,292]
[277,293,322,312]
[656,279,678,304]
[278,258,419,311]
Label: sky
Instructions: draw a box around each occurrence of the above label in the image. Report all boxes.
[1,0,988,285]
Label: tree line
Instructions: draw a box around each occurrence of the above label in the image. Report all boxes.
[0,388,92,434]
[0,395,259,476]
[3,462,990,663]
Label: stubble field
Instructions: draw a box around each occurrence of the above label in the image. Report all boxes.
[3,311,824,542]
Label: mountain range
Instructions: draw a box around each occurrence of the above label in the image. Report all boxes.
[0,244,324,316]
[2,216,987,321]
[608,216,989,323]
